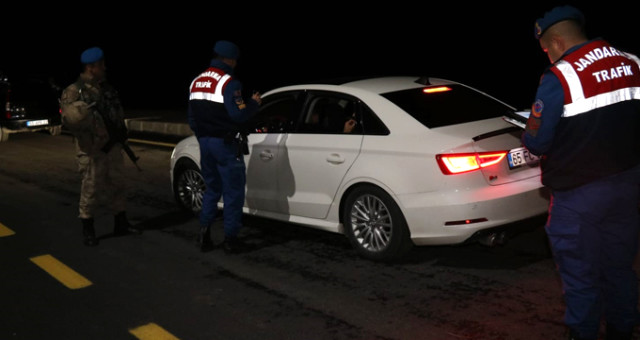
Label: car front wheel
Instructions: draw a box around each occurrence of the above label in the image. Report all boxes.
[173,159,205,215]
[342,185,413,261]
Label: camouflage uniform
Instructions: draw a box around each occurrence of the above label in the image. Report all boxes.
[60,73,128,219]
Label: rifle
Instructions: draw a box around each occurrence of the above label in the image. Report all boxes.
[98,111,142,171]
[81,96,141,171]
[101,137,141,171]
[122,142,142,171]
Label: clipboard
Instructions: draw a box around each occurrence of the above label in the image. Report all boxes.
[502,110,530,129]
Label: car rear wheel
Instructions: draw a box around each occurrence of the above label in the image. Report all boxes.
[173,159,205,215]
[342,185,413,261]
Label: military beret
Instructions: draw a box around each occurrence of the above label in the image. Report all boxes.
[214,40,240,60]
[80,47,104,64]
[534,5,585,40]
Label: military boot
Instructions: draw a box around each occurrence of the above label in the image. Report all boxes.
[81,218,98,246]
[197,226,214,252]
[113,211,143,236]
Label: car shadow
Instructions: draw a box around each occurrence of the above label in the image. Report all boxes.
[96,209,195,243]
[134,209,195,231]
[241,214,552,270]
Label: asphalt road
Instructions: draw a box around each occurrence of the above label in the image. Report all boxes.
[0,131,637,340]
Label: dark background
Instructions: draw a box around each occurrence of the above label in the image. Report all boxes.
[2,3,638,112]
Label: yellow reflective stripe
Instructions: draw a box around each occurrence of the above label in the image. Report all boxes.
[29,254,92,289]
[0,222,15,237]
[129,323,180,340]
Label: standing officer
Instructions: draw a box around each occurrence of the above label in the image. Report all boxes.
[188,40,261,253]
[523,6,640,340]
[60,46,142,247]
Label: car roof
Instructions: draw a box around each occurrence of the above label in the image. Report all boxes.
[263,76,460,96]
[342,76,459,93]
[262,76,516,113]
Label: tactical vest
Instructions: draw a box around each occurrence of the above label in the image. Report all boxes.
[541,39,640,190]
[59,81,110,155]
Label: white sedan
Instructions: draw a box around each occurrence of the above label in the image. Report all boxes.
[170,76,549,261]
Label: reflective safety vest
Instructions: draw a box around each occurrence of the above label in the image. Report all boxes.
[541,39,640,190]
[551,39,640,117]
[189,67,232,103]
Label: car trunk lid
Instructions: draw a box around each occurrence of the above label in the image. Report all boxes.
[471,126,541,186]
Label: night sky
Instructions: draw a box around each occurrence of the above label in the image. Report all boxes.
[3,3,638,112]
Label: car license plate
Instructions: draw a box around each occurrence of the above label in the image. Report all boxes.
[507,147,539,169]
[27,119,48,127]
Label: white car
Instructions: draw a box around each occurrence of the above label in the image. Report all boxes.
[170,76,549,261]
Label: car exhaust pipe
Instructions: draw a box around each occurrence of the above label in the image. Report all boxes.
[478,231,507,247]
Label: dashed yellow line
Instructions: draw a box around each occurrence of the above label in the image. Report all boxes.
[0,222,15,237]
[130,323,180,340]
[29,254,92,289]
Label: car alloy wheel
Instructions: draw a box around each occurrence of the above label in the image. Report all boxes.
[174,161,205,214]
[343,185,413,261]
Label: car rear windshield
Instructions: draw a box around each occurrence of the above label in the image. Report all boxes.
[381,84,513,128]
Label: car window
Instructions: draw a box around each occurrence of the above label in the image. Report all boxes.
[381,84,513,128]
[249,91,302,133]
[294,91,389,136]
[359,103,389,135]
[298,96,346,134]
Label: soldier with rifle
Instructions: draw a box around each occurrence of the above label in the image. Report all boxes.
[59,46,142,247]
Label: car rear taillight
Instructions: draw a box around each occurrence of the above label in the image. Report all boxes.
[436,151,508,175]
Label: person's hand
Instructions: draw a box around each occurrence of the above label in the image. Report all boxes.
[343,119,356,133]
[252,91,262,105]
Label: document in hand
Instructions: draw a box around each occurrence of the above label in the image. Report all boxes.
[502,110,530,129]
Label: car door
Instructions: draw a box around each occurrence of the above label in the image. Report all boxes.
[244,91,302,213]
[277,92,363,219]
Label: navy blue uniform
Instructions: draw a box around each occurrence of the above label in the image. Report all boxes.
[523,38,640,338]
[188,59,259,240]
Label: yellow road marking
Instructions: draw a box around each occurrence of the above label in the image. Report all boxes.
[29,254,92,289]
[129,323,180,340]
[0,222,15,237]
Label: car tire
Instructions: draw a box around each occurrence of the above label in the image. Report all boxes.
[342,185,413,262]
[0,127,9,142]
[173,159,205,215]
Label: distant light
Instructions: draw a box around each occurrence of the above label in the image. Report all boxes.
[423,86,452,94]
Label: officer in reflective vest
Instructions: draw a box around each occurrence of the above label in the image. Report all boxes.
[523,6,640,340]
[188,40,261,253]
